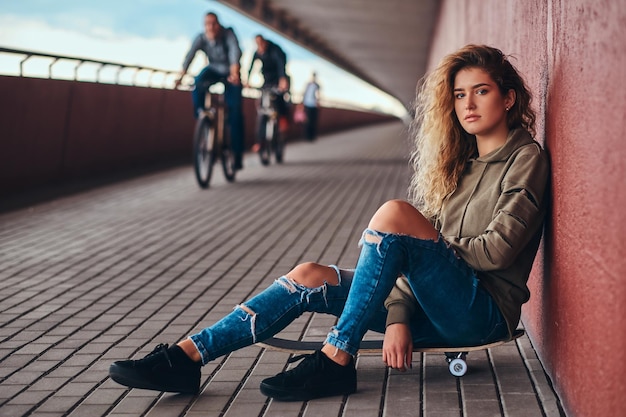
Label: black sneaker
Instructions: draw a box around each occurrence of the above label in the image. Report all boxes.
[109,344,201,394]
[260,350,356,401]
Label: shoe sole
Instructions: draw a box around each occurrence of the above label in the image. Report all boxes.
[259,380,356,401]
[109,363,199,395]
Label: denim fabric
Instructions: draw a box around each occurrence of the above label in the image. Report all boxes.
[189,228,506,364]
[192,67,244,161]
[326,229,507,354]
[189,266,352,365]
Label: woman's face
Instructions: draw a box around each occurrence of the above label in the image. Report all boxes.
[453,67,514,140]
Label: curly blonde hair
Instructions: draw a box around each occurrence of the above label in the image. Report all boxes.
[408,44,536,220]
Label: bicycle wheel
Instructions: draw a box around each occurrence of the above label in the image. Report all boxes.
[193,117,216,188]
[221,127,236,182]
[259,116,273,166]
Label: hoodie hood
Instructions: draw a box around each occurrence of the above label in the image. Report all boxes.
[475,128,536,163]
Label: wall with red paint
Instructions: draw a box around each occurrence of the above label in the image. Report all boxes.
[0,77,195,195]
[429,1,626,415]
[0,76,394,197]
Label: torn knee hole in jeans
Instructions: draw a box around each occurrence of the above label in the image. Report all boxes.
[277,276,298,293]
[275,275,330,307]
[360,228,384,256]
[236,304,258,343]
[364,233,382,244]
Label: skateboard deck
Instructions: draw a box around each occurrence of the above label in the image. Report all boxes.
[256,329,524,376]
[257,329,524,354]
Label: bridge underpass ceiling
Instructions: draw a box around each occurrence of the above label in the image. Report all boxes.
[217,0,440,111]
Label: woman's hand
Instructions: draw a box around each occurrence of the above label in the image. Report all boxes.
[382,323,413,372]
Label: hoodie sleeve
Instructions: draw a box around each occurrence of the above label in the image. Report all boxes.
[384,277,418,327]
[446,145,549,271]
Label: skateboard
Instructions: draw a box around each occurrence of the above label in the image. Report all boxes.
[257,329,524,377]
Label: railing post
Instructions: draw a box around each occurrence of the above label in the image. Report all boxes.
[0,47,177,88]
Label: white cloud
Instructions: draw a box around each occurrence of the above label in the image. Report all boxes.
[0,15,187,70]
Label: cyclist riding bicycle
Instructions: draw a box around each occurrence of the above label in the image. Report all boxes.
[175,12,245,171]
[245,35,290,152]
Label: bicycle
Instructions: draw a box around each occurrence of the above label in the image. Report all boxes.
[192,83,237,188]
[255,87,286,166]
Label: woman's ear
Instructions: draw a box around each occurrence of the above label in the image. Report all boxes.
[505,89,516,110]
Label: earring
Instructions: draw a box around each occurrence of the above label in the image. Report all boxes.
[505,106,510,111]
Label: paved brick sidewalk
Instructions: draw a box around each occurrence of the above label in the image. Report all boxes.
[0,122,563,416]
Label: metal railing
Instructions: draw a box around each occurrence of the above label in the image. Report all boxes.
[0,47,179,88]
[0,46,391,113]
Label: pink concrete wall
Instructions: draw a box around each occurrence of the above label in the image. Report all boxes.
[429,1,626,416]
[0,76,394,197]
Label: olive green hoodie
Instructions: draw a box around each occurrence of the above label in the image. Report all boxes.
[385,128,550,337]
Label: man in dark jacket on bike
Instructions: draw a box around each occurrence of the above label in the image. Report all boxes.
[245,35,290,151]
[174,12,245,170]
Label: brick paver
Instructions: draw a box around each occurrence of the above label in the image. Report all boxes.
[0,122,563,416]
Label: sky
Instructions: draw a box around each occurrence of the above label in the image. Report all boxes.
[0,0,407,116]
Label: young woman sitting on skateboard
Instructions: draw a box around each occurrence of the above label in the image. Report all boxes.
[109,44,550,401]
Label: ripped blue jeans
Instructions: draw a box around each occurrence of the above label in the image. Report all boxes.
[189,228,507,364]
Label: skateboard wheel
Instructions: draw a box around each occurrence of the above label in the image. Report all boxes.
[449,358,467,377]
